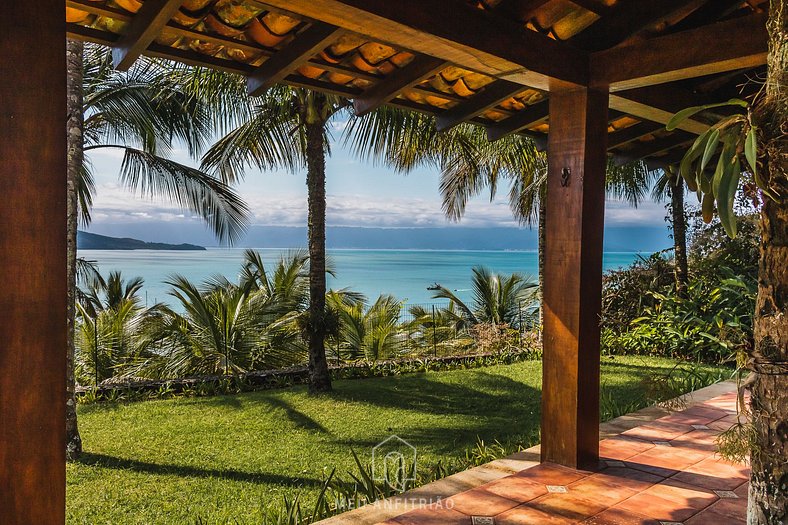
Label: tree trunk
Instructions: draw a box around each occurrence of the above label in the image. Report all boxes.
[670,179,689,296]
[305,121,332,393]
[748,1,787,522]
[65,39,83,460]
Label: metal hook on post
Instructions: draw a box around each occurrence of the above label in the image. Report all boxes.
[561,167,571,187]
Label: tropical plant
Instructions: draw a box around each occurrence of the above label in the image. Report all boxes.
[429,266,538,328]
[65,41,250,458]
[326,292,404,361]
[74,271,149,385]
[128,252,310,379]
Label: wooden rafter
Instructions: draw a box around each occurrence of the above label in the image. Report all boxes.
[614,132,695,165]
[112,0,183,71]
[248,23,342,96]
[610,85,717,135]
[570,0,708,50]
[258,0,589,90]
[435,80,525,132]
[593,12,768,91]
[568,0,614,16]
[607,121,663,150]
[486,100,549,141]
[353,55,446,116]
[495,0,552,21]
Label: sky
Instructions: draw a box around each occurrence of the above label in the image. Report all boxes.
[85,129,672,249]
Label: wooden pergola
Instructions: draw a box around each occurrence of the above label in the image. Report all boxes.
[0,1,768,522]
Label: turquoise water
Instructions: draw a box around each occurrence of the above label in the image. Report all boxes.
[78,249,643,306]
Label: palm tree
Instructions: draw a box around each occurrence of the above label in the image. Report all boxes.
[430,266,538,328]
[326,292,404,361]
[652,166,689,295]
[196,84,346,393]
[65,41,250,458]
[129,251,309,379]
[74,271,148,385]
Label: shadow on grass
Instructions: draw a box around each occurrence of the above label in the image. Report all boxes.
[76,452,322,488]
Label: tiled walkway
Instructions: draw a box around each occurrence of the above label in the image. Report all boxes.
[377,391,749,525]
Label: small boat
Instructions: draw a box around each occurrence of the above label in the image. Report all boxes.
[426,283,441,291]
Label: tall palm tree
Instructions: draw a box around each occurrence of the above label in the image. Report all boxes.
[652,166,689,295]
[65,41,250,458]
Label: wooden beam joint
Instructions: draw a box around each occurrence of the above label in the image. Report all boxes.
[112,0,183,71]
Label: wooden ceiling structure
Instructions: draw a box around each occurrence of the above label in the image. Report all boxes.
[0,1,771,524]
[63,0,769,165]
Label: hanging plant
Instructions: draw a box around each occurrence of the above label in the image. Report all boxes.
[667,98,782,238]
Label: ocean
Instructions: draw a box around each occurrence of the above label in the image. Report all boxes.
[77,249,644,307]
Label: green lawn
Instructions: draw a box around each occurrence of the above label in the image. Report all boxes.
[67,356,727,524]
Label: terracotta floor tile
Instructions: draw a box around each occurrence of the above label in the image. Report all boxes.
[586,467,664,492]
[484,475,548,503]
[390,507,472,525]
[680,406,732,421]
[580,507,661,525]
[734,482,750,498]
[599,436,655,461]
[658,412,716,427]
[708,419,737,432]
[515,462,589,486]
[494,504,578,525]
[566,476,641,507]
[646,479,718,504]
[529,491,609,521]
[622,421,694,442]
[674,456,750,490]
[684,508,744,525]
[704,497,747,521]
[445,487,520,516]
[669,429,719,452]
[614,492,704,523]
[625,448,703,478]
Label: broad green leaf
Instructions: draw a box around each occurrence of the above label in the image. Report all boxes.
[700,128,720,173]
[717,156,740,238]
[666,99,748,131]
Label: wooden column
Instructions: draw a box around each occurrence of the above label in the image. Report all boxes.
[541,87,608,470]
[0,2,68,524]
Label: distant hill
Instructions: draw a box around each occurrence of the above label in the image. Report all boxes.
[77,231,205,251]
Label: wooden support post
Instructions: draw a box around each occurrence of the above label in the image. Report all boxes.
[541,87,608,470]
[0,2,67,524]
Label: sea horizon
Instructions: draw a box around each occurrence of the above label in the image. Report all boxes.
[79,248,647,307]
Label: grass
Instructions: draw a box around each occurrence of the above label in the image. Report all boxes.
[67,356,728,524]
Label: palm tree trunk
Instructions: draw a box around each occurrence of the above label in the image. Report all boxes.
[65,39,83,460]
[670,180,688,296]
[748,2,787,522]
[305,121,331,393]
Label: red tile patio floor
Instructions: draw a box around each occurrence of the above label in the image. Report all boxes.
[375,391,749,525]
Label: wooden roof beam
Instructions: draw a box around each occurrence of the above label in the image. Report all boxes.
[486,100,549,141]
[112,0,183,71]
[592,12,768,91]
[570,0,708,50]
[435,80,525,132]
[248,23,342,96]
[614,132,695,166]
[259,0,589,91]
[610,85,717,135]
[353,56,447,116]
[607,121,664,150]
